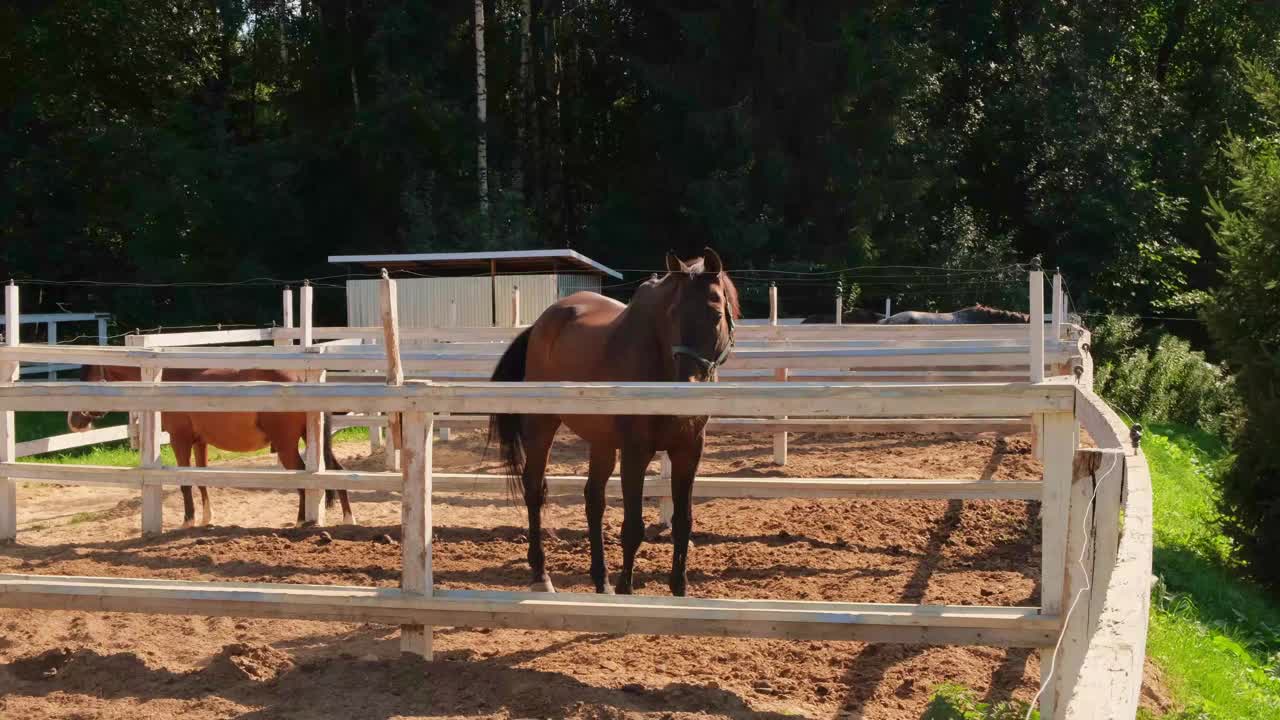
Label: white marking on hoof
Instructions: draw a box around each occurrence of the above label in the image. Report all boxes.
[342,513,355,526]
[180,519,195,529]
[201,509,212,527]
[529,578,556,593]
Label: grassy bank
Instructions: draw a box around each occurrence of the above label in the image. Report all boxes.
[1143,423,1280,719]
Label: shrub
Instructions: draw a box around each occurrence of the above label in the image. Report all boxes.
[923,683,1038,720]
[1094,333,1242,440]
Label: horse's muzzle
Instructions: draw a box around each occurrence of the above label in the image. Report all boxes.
[67,411,105,432]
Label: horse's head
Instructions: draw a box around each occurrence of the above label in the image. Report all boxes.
[67,365,131,432]
[663,248,739,382]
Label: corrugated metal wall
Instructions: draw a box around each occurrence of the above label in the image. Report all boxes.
[346,274,602,328]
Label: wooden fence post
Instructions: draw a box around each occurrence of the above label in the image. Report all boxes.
[884,297,891,319]
[511,286,520,327]
[299,282,313,348]
[835,282,843,325]
[139,366,164,536]
[380,270,404,471]
[1030,261,1045,383]
[768,283,778,325]
[302,367,327,525]
[773,367,788,466]
[400,409,434,658]
[449,300,458,328]
[1,282,20,542]
[97,315,108,347]
[299,282,325,523]
[46,320,57,379]
[1036,410,1076,719]
[1051,272,1064,341]
[275,287,294,347]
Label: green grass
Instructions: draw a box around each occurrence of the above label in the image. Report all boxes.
[1142,422,1280,719]
[15,411,369,467]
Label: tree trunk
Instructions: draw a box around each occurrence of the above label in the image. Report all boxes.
[514,0,531,198]
[475,0,489,220]
[1155,0,1191,85]
[346,0,361,112]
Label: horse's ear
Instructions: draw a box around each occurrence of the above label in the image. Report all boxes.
[665,252,686,273]
[703,247,723,274]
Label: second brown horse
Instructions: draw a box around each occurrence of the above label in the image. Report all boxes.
[489,249,739,597]
[67,366,353,528]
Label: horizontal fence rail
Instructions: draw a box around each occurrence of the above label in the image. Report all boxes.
[0,379,1078,417]
[0,574,1060,646]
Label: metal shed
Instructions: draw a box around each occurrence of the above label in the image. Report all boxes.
[328,249,622,328]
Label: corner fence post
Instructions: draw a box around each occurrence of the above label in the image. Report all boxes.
[1030,260,1045,383]
[1036,410,1076,719]
[1,282,20,542]
[139,366,164,536]
[300,281,313,348]
[400,409,434,658]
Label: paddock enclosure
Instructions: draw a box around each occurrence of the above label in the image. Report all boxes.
[0,272,1152,719]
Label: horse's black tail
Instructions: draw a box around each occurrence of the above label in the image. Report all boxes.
[323,412,344,471]
[487,327,533,498]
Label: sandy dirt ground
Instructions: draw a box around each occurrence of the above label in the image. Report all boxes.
[0,429,1158,719]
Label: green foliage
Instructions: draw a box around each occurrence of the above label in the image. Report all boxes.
[1203,59,1280,590]
[1095,334,1241,439]
[4,1,1280,326]
[922,684,1037,720]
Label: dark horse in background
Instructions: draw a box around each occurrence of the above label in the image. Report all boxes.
[879,304,1029,324]
[488,249,739,597]
[802,309,884,324]
[67,366,353,528]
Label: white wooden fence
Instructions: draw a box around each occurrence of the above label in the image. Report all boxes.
[0,275,1149,720]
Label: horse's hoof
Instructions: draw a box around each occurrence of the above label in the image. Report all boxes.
[180,519,195,530]
[342,513,356,526]
[300,520,318,528]
[201,512,212,527]
[598,584,615,595]
[529,578,556,593]
[614,582,633,595]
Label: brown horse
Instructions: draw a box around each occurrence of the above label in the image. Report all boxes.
[488,249,739,597]
[67,365,353,528]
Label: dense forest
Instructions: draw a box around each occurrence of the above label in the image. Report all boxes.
[3,0,1279,328]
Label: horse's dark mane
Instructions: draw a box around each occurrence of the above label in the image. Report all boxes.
[960,304,1030,323]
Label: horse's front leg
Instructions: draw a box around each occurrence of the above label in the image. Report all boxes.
[665,438,703,597]
[614,443,655,595]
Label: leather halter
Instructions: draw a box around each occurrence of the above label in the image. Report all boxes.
[671,311,736,373]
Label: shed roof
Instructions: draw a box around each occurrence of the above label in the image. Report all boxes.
[327,249,622,280]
